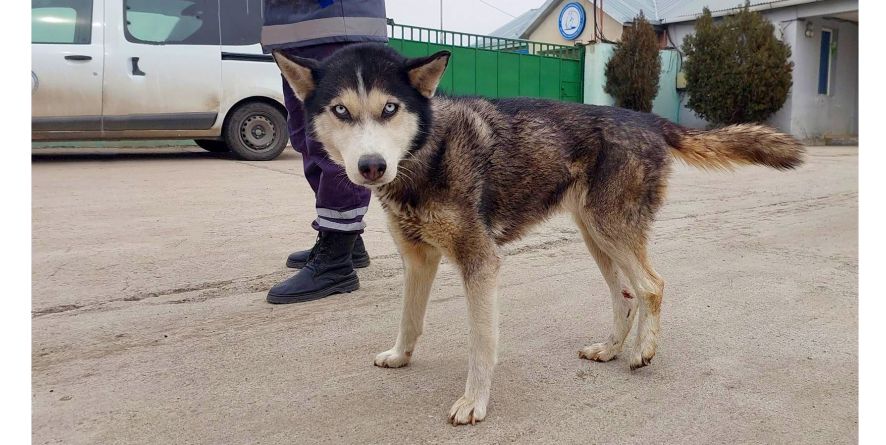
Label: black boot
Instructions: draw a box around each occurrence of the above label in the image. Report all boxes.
[286,234,370,269]
[267,232,360,304]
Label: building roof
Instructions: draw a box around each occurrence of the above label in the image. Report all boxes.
[601,0,660,23]
[657,0,823,23]
[492,0,828,37]
[488,0,556,39]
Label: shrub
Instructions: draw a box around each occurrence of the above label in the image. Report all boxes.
[604,13,661,112]
[681,2,793,125]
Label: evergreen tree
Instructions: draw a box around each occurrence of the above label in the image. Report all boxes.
[604,13,661,112]
[681,2,793,124]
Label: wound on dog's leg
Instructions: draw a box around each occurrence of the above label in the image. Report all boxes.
[574,221,637,363]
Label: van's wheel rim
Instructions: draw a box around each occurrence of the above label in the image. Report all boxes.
[240,115,276,151]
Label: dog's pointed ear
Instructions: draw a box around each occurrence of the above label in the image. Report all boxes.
[273,51,320,101]
[405,50,450,98]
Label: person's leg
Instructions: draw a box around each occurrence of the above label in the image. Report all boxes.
[282,70,322,198]
[310,150,371,232]
[281,76,370,269]
[286,43,371,232]
[268,43,372,303]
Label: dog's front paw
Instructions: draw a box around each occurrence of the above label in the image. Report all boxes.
[373,349,411,368]
[579,342,620,362]
[448,395,487,426]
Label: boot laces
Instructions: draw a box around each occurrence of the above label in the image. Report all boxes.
[305,233,331,270]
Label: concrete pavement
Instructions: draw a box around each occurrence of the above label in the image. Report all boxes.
[32,146,858,444]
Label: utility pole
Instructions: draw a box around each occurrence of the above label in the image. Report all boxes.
[439,0,443,29]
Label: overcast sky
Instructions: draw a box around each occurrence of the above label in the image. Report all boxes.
[385,0,546,35]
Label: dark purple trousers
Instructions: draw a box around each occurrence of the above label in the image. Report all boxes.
[281,43,371,234]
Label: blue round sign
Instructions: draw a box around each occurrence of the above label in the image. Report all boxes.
[558,2,586,40]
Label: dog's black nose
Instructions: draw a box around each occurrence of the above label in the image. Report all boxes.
[358,155,387,182]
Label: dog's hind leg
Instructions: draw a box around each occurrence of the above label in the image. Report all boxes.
[374,240,442,368]
[574,214,638,362]
[597,236,664,370]
[448,247,501,426]
[576,142,669,370]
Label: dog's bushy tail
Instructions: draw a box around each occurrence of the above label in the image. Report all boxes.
[661,122,805,171]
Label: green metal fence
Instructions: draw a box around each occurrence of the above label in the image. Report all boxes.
[387,21,584,103]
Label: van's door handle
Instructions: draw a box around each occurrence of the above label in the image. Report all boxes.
[64,55,92,61]
[131,57,145,76]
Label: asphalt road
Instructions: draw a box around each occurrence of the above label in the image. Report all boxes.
[32,146,858,444]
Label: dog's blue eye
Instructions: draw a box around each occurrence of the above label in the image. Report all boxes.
[332,105,350,119]
[382,103,398,116]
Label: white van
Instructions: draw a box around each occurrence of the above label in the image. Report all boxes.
[32,0,290,161]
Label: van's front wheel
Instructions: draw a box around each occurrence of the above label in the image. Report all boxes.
[224,102,288,161]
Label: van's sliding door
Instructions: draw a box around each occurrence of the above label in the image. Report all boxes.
[102,0,222,135]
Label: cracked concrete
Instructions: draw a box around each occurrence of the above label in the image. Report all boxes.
[32,146,857,444]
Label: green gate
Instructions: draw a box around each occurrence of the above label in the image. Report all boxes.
[387,21,584,103]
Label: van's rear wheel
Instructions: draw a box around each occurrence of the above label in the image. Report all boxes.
[194,139,230,152]
[224,102,288,161]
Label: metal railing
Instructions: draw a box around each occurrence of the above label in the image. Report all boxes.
[387,20,584,61]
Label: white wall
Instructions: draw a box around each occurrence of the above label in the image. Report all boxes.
[583,43,616,105]
[583,43,683,122]
[788,16,858,139]
[666,1,858,140]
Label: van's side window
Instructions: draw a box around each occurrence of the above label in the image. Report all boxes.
[221,0,262,45]
[124,0,220,45]
[32,0,93,44]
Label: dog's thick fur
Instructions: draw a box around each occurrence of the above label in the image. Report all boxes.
[274,44,804,425]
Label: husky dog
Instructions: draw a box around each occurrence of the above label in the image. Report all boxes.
[273,43,803,425]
